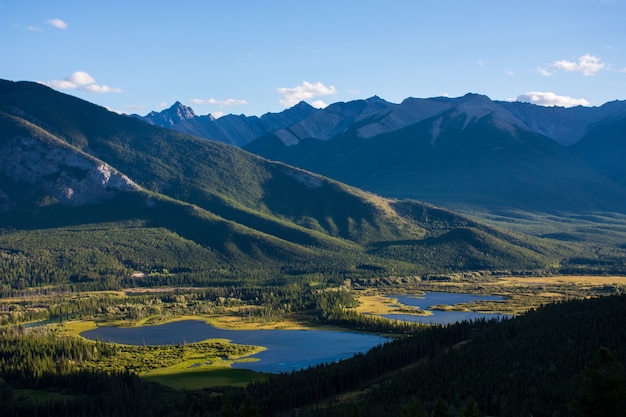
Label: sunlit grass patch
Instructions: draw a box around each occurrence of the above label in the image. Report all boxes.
[55,320,98,336]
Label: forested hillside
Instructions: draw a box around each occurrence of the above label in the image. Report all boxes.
[1,294,624,416]
[0,79,579,290]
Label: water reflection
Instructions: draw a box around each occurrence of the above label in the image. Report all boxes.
[382,291,509,325]
[81,320,389,374]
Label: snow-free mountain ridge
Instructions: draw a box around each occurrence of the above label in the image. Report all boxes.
[1,78,567,276]
[134,93,626,214]
[134,93,626,147]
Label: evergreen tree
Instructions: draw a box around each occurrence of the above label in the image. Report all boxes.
[0,377,12,403]
[220,398,235,417]
[349,403,362,417]
[575,347,626,417]
[239,396,259,417]
[459,397,481,417]
[400,396,426,417]
[431,397,450,417]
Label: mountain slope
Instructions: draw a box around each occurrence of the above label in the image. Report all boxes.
[0,110,347,280]
[571,113,626,186]
[0,80,574,287]
[139,93,626,149]
[136,101,196,127]
[133,100,318,147]
[246,97,626,213]
[137,93,626,214]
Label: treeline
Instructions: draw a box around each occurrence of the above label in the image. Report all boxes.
[2,281,421,334]
[242,319,494,416]
[312,289,422,334]
[353,294,626,417]
[139,294,624,417]
[1,295,625,416]
[0,326,231,417]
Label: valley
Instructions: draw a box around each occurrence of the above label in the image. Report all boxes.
[2,274,624,416]
[1,79,625,416]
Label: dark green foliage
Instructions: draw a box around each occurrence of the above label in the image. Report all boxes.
[246,106,626,214]
[1,295,625,416]
[243,319,492,415]
[459,397,482,417]
[431,397,451,417]
[239,396,260,417]
[0,79,584,289]
[220,398,236,417]
[312,289,421,334]
[400,396,426,417]
[233,295,626,417]
[574,347,626,417]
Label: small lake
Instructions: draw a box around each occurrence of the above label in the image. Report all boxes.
[81,320,389,374]
[382,291,509,325]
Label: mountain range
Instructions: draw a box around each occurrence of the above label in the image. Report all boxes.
[134,94,626,214]
[1,79,576,287]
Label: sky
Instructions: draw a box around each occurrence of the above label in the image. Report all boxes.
[2,0,626,117]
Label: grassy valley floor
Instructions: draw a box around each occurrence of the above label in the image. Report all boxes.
[2,274,624,392]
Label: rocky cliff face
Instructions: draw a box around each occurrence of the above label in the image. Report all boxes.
[0,131,140,210]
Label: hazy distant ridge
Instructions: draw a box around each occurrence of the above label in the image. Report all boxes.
[135,93,626,147]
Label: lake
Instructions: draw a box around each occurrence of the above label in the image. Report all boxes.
[80,291,509,373]
[81,320,389,374]
[382,291,509,325]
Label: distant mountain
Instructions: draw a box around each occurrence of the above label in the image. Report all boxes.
[137,93,626,148]
[244,94,626,213]
[571,113,626,187]
[133,100,317,147]
[133,94,626,213]
[246,97,626,213]
[135,101,196,127]
[1,79,566,286]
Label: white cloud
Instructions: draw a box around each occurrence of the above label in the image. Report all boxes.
[67,71,96,86]
[537,67,552,77]
[277,81,337,107]
[46,79,78,90]
[540,54,606,76]
[516,92,590,107]
[125,104,146,112]
[45,18,68,30]
[190,98,247,107]
[43,71,123,94]
[13,24,42,31]
[106,107,124,114]
[310,100,328,109]
[84,84,123,93]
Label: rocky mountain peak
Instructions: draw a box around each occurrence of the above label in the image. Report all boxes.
[138,101,197,127]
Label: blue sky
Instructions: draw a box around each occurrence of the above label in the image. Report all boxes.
[2,0,625,117]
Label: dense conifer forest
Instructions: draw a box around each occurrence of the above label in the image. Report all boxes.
[2,79,626,417]
[1,294,624,416]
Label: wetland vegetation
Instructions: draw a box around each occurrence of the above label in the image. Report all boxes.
[2,286,624,416]
[2,78,626,416]
[1,273,624,385]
